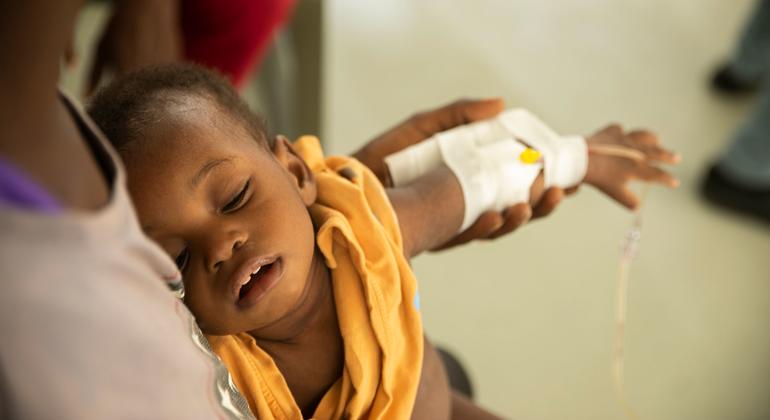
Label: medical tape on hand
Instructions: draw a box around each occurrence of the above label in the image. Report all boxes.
[383,108,580,232]
[384,138,443,186]
[384,117,513,186]
[476,139,543,212]
[386,108,586,189]
[496,109,588,188]
[435,133,542,231]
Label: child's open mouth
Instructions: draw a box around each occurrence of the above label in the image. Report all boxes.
[232,257,283,307]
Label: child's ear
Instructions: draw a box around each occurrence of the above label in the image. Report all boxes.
[272,135,317,206]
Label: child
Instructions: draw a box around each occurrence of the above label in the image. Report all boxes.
[88,64,678,419]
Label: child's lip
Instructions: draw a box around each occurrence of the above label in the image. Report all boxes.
[229,255,281,301]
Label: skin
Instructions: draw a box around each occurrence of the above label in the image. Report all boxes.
[0,0,108,210]
[120,94,503,418]
[87,0,182,93]
[355,98,571,250]
[121,92,679,419]
[0,0,675,417]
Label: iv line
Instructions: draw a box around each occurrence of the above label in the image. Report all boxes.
[587,143,649,420]
[613,183,649,420]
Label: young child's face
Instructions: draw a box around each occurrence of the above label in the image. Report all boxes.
[121,96,317,336]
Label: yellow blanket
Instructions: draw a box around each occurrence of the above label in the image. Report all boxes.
[207,136,424,419]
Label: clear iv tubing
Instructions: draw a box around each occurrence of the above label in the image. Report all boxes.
[588,143,648,420]
[613,185,646,420]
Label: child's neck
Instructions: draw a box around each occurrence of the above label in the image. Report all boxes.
[250,248,344,415]
[248,248,338,344]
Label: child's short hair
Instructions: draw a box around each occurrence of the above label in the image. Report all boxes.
[88,63,268,151]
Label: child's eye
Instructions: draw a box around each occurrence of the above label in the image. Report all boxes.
[222,180,251,213]
[175,248,190,271]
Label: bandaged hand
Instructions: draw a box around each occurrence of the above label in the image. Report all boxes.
[584,125,680,210]
[353,98,566,250]
[384,108,681,239]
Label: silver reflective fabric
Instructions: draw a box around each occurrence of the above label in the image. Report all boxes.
[185,308,255,419]
[174,280,253,419]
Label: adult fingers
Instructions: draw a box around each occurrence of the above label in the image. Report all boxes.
[532,188,564,219]
[488,204,532,239]
[411,97,505,135]
[431,210,503,251]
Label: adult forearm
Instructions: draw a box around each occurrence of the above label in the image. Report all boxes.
[0,1,110,210]
[0,0,82,101]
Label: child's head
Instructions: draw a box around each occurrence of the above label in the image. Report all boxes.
[89,64,319,336]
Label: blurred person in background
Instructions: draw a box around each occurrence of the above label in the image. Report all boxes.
[83,0,296,92]
[705,0,770,222]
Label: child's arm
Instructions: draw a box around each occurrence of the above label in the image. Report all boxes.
[388,124,679,259]
[388,167,546,258]
[355,98,567,249]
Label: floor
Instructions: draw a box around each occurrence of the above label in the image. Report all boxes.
[64,1,770,419]
[323,1,769,419]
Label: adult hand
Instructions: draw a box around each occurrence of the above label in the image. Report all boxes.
[88,0,182,94]
[353,98,568,250]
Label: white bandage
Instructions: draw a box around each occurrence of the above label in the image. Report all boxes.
[383,108,586,232]
[434,133,542,231]
[383,139,442,187]
[496,109,587,188]
[476,140,542,211]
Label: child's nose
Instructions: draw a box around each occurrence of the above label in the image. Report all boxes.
[205,229,247,272]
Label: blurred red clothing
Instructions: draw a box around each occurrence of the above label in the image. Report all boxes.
[181,0,296,88]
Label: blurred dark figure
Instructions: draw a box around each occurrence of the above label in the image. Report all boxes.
[86,0,295,92]
[704,0,770,222]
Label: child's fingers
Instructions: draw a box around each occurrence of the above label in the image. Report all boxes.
[637,144,680,164]
[634,163,680,188]
[626,131,681,164]
[606,186,640,210]
[626,130,660,146]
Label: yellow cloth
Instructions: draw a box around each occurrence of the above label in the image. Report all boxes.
[207,136,424,419]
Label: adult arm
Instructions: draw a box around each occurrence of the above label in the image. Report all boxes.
[354,98,567,251]
[0,0,109,210]
[388,124,678,259]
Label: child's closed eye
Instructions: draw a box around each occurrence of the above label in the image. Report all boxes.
[222,179,251,213]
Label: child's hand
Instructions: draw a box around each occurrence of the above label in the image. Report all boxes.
[584,125,680,209]
[354,98,568,250]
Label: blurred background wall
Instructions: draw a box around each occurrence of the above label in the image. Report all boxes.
[64,1,770,419]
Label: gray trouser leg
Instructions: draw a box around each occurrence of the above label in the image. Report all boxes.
[732,0,770,80]
[720,84,770,188]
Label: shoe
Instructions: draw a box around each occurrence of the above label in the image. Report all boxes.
[701,164,770,223]
[711,64,761,95]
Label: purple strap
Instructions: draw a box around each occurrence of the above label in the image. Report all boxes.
[0,157,61,214]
